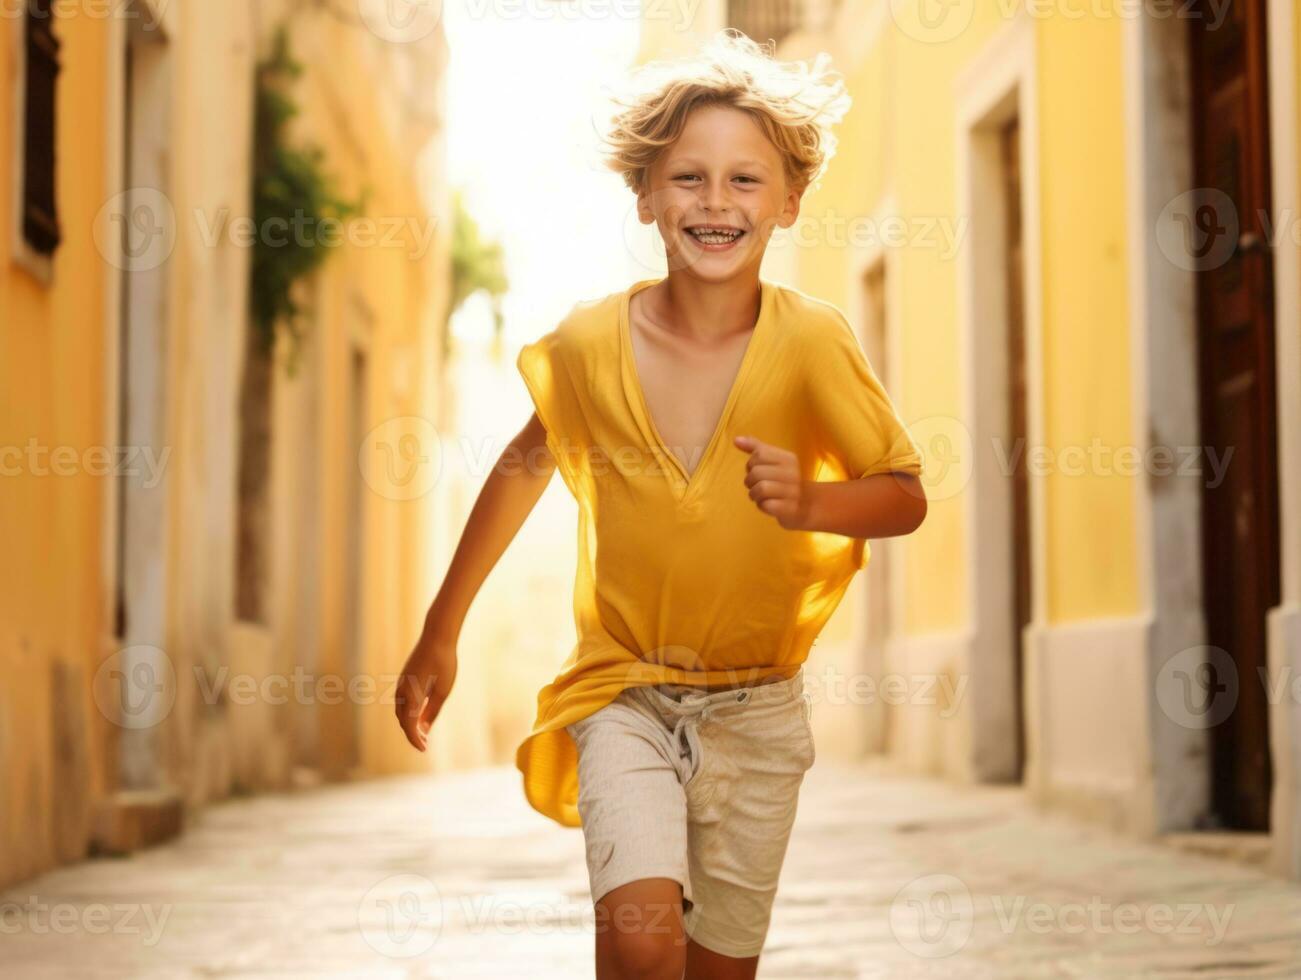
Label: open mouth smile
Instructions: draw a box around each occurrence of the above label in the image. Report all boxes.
[684,225,746,250]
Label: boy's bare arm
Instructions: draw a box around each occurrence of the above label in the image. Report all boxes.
[394,411,556,751]
[796,472,927,538]
[734,434,927,538]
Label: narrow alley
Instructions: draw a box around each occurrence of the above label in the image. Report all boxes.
[5,2,1301,979]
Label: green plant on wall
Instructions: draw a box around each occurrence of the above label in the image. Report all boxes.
[446,187,508,358]
[249,24,362,373]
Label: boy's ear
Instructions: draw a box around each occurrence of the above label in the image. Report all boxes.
[636,186,656,225]
[778,182,805,229]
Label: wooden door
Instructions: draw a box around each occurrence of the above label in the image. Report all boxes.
[1188,0,1281,830]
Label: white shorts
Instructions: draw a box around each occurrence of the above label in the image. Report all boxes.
[564,668,815,959]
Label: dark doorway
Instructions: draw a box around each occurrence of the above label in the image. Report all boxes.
[1188,0,1282,830]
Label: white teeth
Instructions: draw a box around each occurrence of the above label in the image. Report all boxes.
[688,228,742,244]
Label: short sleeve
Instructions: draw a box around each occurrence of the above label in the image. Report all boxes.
[516,329,584,489]
[805,313,923,480]
[516,330,565,443]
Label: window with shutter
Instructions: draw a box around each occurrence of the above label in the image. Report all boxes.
[22,0,62,256]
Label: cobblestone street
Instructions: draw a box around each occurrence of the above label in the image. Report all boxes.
[3,759,1300,978]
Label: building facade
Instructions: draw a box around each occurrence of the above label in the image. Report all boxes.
[640,0,1301,877]
[1,0,451,888]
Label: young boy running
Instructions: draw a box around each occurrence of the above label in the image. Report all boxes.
[396,29,928,980]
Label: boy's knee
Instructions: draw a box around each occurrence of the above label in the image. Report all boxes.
[607,929,685,980]
[596,880,687,979]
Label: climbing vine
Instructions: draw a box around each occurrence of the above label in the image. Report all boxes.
[249,24,362,372]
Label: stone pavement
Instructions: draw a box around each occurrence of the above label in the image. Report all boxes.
[3,758,1300,978]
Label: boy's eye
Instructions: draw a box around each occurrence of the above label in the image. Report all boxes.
[673,174,758,184]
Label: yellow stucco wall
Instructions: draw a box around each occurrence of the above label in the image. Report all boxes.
[276,14,450,778]
[0,14,115,883]
[794,16,984,635]
[796,5,1140,634]
[1036,11,1138,621]
[1,4,449,887]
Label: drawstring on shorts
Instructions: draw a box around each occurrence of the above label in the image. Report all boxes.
[655,684,759,785]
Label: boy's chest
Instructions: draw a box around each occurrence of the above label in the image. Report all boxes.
[628,305,755,480]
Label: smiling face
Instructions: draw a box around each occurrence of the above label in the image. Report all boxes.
[636,103,803,280]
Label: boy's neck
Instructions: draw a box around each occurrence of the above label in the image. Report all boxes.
[639,272,763,344]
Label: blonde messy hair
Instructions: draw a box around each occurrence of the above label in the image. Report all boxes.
[596,30,851,199]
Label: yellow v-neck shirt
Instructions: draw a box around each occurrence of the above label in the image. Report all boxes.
[514,276,923,827]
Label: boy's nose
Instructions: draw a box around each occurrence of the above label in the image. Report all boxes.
[701,185,732,211]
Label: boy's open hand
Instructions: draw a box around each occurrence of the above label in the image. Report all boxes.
[734,435,813,531]
[394,640,458,752]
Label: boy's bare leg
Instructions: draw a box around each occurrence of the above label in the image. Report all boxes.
[594,878,688,980]
[590,877,761,980]
[684,940,759,980]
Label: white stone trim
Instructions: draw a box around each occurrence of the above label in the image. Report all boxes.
[844,193,909,753]
[98,3,176,649]
[109,15,175,790]
[952,13,1042,784]
[1265,0,1301,879]
[1023,616,1158,833]
[1120,5,1212,839]
[848,193,910,636]
[885,628,976,781]
[1266,0,1299,609]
